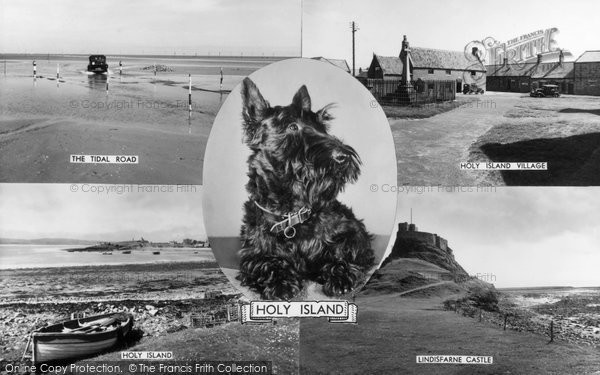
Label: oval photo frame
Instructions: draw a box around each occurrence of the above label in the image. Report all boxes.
[203,58,397,300]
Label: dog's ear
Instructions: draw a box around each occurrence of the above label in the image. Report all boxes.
[241,78,268,144]
[241,78,268,124]
[292,85,311,113]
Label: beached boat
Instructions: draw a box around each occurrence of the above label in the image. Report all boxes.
[152,251,160,255]
[121,250,131,254]
[28,312,132,364]
[102,251,112,255]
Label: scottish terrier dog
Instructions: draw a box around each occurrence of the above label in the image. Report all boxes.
[236,78,375,300]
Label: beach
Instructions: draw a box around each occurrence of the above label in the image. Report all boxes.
[0,259,299,373]
[0,260,237,362]
[498,287,600,345]
[0,54,286,184]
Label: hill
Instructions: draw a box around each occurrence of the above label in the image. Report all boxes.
[384,236,469,279]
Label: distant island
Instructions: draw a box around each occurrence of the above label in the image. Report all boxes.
[65,238,210,252]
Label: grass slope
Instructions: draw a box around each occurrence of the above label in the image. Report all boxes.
[299,294,600,375]
[86,320,299,374]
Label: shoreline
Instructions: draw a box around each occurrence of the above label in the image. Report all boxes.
[447,291,600,348]
[0,258,214,272]
[0,261,238,361]
[0,258,218,273]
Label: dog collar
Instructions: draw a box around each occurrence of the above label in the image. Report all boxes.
[253,201,312,239]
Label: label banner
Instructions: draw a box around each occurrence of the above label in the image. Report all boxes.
[240,300,358,324]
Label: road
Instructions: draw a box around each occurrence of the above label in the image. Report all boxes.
[391,92,520,187]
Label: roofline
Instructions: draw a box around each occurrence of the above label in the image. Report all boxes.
[412,65,486,72]
[575,50,600,62]
[374,54,486,71]
[411,46,468,55]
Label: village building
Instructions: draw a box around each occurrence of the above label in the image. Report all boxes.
[486,50,600,96]
[486,52,575,93]
[367,35,487,93]
[573,51,600,96]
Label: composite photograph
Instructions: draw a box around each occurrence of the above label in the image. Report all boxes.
[2,0,600,374]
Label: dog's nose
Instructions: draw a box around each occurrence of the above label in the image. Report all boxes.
[332,151,348,164]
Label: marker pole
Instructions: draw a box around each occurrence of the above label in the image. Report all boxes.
[220,67,223,91]
[106,74,109,94]
[33,60,36,78]
[188,74,192,115]
[57,63,60,80]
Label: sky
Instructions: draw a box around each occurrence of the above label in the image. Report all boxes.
[395,187,600,288]
[0,184,206,242]
[3,0,598,62]
[0,0,301,56]
[303,0,600,68]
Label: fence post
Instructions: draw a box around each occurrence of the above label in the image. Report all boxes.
[503,314,508,331]
[549,320,554,343]
[479,308,482,322]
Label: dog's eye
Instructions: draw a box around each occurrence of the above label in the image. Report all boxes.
[288,123,299,131]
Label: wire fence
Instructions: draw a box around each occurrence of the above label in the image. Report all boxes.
[445,300,600,346]
[189,302,240,328]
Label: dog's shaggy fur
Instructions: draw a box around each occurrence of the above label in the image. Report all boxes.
[236,78,375,300]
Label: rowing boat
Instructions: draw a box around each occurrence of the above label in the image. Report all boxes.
[29,312,132,363]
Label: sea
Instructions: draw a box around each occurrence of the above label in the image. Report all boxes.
[0,54,288,130]
[0,244,214,270]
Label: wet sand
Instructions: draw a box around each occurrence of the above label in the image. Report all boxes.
[0,116,207,184]
[0,55,280,184]
[0,114,191,183]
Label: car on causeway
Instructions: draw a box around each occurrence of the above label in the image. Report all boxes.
[530,84,560,98]
[87,55,108,74]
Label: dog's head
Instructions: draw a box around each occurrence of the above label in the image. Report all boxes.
[241,78,361,203]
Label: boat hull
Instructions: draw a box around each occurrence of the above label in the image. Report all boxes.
[32,313,132,364]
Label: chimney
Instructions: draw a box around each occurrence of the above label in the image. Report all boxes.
[559,49,564,65]
[537,54,542,65]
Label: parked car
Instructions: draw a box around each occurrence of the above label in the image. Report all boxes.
[530,84,560,98]
[87,55,108,74]
[463,84,484,94]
